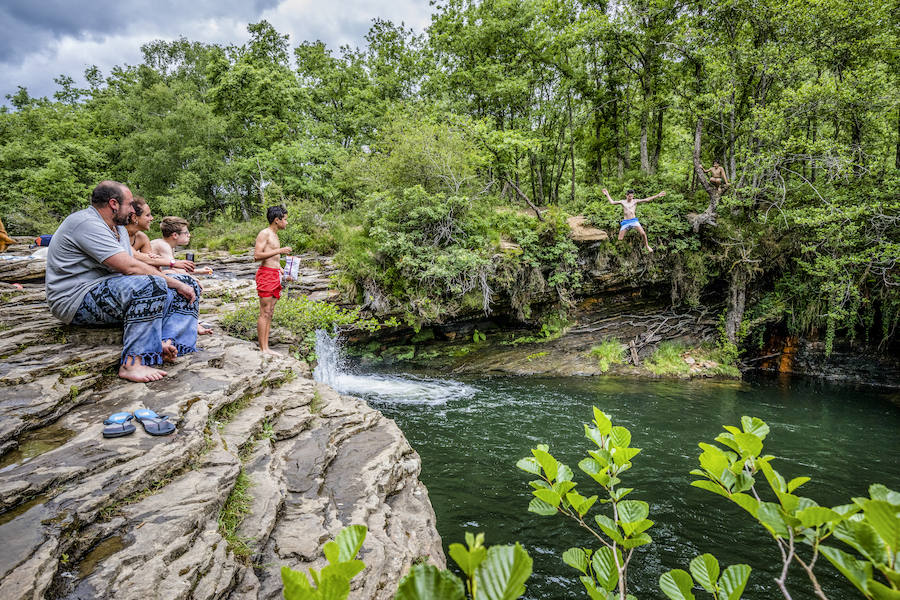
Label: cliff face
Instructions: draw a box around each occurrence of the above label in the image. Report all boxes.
[0,278,444,600]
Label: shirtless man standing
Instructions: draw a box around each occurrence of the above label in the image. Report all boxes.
[254,206,291,355]
[702,161,730,190]
[602,188,666,253]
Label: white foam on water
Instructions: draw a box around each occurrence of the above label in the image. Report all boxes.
[312,329,475,405]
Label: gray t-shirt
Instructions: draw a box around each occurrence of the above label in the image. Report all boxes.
[45,206,132,323]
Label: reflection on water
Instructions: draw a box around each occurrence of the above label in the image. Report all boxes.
[313,332,900,600]
[0,422,75,474]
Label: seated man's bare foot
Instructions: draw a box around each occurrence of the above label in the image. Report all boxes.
[119,358,167,382]
[198,323,213,335]
[647,247,654,253]
[162,340,178,363]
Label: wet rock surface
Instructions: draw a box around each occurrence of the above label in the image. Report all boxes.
[0,275,443,599]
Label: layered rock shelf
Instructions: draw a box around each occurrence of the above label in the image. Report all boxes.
[0,275,444,599]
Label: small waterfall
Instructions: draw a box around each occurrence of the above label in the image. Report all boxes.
[312,329,476,405]
[312,328,345,386]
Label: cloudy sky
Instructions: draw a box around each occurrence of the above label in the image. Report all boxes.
[0,0,433,105]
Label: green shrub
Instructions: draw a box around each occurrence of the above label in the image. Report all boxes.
[589,339,626,372]
[645,341,691,376]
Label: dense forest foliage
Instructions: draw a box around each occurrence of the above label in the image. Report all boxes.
[1,0,897,354]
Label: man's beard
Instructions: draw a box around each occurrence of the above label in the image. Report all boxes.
[113,207,131,226]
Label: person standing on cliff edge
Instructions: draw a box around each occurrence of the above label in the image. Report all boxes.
[603,188,666,253]
[254,206,291,355]
[45,181,202,382]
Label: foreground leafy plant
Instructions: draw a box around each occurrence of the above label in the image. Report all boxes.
[281,525,366,599]
[517,407,652,600]
[659,553,751,600]
[281,527,532,600]
[691,417,900,599]
[396,532,532,600]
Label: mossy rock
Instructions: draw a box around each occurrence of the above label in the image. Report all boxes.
[382,345,416,361]
[411,328,435,343]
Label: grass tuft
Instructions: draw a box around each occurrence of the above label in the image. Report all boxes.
[218,469,254,561]
[589,339,626,372]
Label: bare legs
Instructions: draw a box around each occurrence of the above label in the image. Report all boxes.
[257,296,280,355]
[617,226,653,253]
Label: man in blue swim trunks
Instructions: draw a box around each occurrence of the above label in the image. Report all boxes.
[602,187,666,253]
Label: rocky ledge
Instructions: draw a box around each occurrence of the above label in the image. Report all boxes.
[0,277,444,600]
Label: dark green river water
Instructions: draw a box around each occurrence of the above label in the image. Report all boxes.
[338,369,899,599]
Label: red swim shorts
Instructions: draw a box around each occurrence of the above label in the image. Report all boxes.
[256,266,282,299]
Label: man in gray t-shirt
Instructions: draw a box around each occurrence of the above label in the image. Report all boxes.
[46,181,201,383]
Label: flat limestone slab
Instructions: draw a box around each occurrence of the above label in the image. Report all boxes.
[0,283,444,600]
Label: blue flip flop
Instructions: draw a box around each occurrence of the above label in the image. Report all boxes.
[133,409,176,436]
[103,412,136,438]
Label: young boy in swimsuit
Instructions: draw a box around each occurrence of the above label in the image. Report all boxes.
[254,206,291,355]
[602,188,666,253]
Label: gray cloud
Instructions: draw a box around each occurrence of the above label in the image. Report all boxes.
[0,0,432,103]
[0,1,282,63]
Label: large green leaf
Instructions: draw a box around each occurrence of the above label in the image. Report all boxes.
[659,569,696,600]
[595,514,625,544]
[516,457,541,475]
[740,416,769,439]
[552,480,577,499]
[719,564,751,600]
[864,500,900,552]
[757,502,790,538]
[320,560,365,582]
[591,546,620,591]
[834,520,888,564]
[592,407,612,435]
[448,542,486,578]
[820,545,873,596]
[579,457,610,486]
[621,533,652,549]
[868,579,900,600]
[869,484,900,506]
[557,463,575,483]
[585,425,606,449]
[534,488,562,508]
[334,524,367,562]
[733,432,763,458]
[533,449,558,481]
[788,477,811,492]
[562,547,589,574]
[579,576,608,600]
[610,426,631,448]
[689,554,720,593]
[796,506,842,529]
[698,444,731,483]
[690,480,730,499]
[730,493,760,518]
[315,574,354,600]
[281,566,314,600]
[475,543,533,600]
[618,500,650,523]
[394,564,465,600]
[528,497,558,516]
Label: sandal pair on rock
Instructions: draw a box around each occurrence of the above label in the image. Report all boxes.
[102,409,175,438]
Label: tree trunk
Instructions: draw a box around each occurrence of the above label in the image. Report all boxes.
[650,107,663,173]
[688,117,720,232]
[640,108,650,174]
[725,268,747,345]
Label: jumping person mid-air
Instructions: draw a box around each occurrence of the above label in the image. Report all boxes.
[602,188,665,253]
